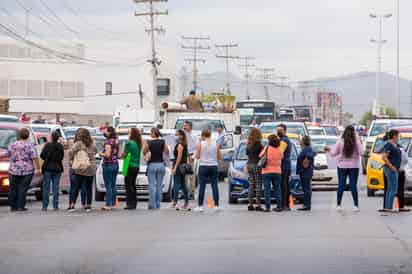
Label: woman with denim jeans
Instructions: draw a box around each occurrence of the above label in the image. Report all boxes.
[260,134,283,212]
[68,128,97,213]
[144,128,169,210]
[296,135,315,211]
[194,129,222,212]
[101,127,119,211]
[381,129,402,212]
[171,129,190,210]
[40,131,64,211]
[326,125,362,211]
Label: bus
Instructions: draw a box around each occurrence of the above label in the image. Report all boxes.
[279,107,296,121]
[236,100,276,125]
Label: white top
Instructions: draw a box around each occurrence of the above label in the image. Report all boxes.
[185,131,197,155]
[199,140,218,166]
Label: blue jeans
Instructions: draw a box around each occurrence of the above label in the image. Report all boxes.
[300,176,312,209]
[8,174,33,210]
[384,166,399,209]
[198,166,219,207]
[42,171,61,209]
[337,168,359,207]
[173,168,189,205]
[69,169,86,206]
[103,164,119,206]
[263,173,282,210]
[147,162,165,209]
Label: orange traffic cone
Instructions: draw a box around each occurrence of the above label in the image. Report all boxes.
[115,197,120,208]
[207,196,214,208]
[289,195,294,209]
[394,196,400,211]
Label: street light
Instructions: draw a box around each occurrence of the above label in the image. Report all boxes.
[369,13,392,116]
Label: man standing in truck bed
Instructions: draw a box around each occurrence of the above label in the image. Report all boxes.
[180,90,204,112]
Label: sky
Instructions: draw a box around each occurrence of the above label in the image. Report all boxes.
[1,0,412,82]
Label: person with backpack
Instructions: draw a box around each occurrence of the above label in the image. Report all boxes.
[122,128,142,210]
[171,129,191,210]
[143,128,169,210]
[260,134,284,212]
[101,127,119,211]
[68,128,97,213]
[40,130,64,211]
[296,135,315,211]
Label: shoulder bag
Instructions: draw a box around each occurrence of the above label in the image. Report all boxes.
[257,146,269,169]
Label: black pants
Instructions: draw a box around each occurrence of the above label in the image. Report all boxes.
[398,171,406,209]
[8,174,33,210]
[71,175,93,206]
[125,167,139,209]
[281,170,291,208]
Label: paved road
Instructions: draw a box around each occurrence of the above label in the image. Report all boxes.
[1,175,412,274]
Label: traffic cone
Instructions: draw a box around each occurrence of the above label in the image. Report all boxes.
[289,195,294,209]
[394,196,400,212]
[208,196,214,208]
[115,197,120,208]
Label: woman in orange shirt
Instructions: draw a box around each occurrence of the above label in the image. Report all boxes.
[259,134,284,212]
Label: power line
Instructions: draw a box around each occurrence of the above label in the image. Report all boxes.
[134,0,168,121]
[182,35,210,92]
[215,43,239,95]
[37,0,78,34]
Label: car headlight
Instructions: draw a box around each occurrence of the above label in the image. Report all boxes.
[369,159,383,170]
[0,162,9,172]
[2,178,9,186]
[230,167,247,180]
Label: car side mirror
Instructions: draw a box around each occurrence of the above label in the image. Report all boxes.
[234,126,242,135]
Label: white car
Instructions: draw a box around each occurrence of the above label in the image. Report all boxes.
[30,124,67,140]
[95,134,174,202]
[307,126,326,136]
[311,135,338,188]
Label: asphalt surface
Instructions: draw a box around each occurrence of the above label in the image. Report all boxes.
[1,175,412,274]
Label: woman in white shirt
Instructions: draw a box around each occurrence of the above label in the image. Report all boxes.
[194,129,222,212]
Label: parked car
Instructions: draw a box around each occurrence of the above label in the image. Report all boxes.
[322,125,340,136]
[227,139,303,204]
[31,124,67,141]
[367,132,412,197]
[0,123,43,200]
[94,134,174,202]
[310,135,339,189]
[307,126,326,136]
[0,115,19,123]
[259,121,308,137]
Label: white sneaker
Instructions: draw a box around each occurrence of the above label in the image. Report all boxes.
[193,206,204,212]
[352,206,360,212]
[336,206,342,211]
[213,206,222,211]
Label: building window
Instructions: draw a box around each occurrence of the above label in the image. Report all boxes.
[157,78,170,96]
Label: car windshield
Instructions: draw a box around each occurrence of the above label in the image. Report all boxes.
[0,128,18,149]
[260,124,305,136]
[32,127,51,134]
[63,129,77,138]
[311,138,338,153]
[324,126,339,136]
[0,117,18,123]
[369,121,412,137]
[175,119,224,132]
[308,128,325,136]
[373,138,411,154]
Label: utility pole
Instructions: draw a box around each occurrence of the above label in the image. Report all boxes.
[182,36,210,92]
[370,13,392,116]
[138,83,143,108]
[134,0,168,122]
[256,68,275,100]
[239,56,255,100]
[215,43,239,95]
[396,0,401,116]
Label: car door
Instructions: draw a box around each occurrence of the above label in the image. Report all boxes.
[219,133,235,177]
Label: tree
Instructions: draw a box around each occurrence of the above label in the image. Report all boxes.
[384,107,397,118]
[359,111,373,126]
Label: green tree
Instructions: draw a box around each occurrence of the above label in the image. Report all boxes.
[384,107,397,118]
[359,111,373,126]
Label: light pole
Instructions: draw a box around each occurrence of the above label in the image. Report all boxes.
[370,13,392,116]
[396,0,400,116]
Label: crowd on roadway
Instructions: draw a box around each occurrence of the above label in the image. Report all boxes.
[6,118,410,214]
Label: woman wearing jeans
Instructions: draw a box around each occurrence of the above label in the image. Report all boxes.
[194,129,222,212]
[326,125,362,211]
[171,129,190,210]
[101,127,119,211]
[40,130,64,211]
[122,128,142,210]
[8,128,41,212]
[381,129,401,212]
[260,134,283,212]
[144,128,169,210]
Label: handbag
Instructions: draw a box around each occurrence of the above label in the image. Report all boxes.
[72,149,91,172]
[257,146,268,169]
[179,163,194,175]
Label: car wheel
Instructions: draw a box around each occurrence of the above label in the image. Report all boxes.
[95,188,105,202]
[367,189,375,197]
[162,179,172,203]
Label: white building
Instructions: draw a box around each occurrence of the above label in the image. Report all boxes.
[0,36,178,125]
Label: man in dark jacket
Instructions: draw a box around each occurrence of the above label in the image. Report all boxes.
[278,124,292,210]
[296,135,315,211]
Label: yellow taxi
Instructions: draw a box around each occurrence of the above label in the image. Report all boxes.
[366,132,412,197]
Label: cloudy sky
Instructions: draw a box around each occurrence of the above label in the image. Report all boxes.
[1,0,411,81]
